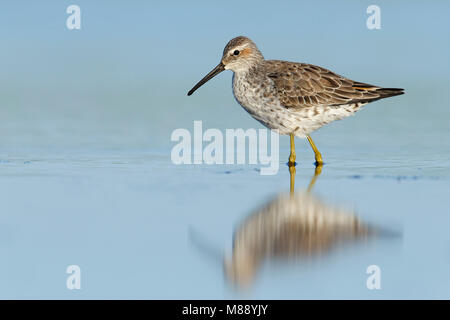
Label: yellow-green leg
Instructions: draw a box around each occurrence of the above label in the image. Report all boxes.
[289,133,296,166]
[307,135,323,166]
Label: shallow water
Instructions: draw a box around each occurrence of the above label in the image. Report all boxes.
[1,1,450,299]
[1,138,449,298]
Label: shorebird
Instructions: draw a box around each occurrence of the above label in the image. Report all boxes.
[187,36,404,166]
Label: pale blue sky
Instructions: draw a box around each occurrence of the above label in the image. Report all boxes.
[1,1,449,150]
[1,1,448,84]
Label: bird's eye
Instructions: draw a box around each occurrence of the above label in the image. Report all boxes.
[233,50,240,56]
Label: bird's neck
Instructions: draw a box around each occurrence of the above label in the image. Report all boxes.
[234,61,265,79]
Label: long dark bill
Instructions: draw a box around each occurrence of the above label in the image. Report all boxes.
[187,63,225,96]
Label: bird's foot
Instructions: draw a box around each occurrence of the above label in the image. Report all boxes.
[314,153,323,166]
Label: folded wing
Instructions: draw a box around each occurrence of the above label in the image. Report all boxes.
[265,60,404,108]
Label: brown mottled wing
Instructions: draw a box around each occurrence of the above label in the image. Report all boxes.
[265,60,403,108]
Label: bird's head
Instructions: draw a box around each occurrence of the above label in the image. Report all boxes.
[221,36,264,72]
[187,36,264,96]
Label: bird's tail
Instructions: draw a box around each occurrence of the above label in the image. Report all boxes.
[349,82,404,104]
[374,87,405,99]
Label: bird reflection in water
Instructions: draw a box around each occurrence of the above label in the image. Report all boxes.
[225,164,372,287]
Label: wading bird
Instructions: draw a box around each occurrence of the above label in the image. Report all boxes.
[188,36,404,166]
